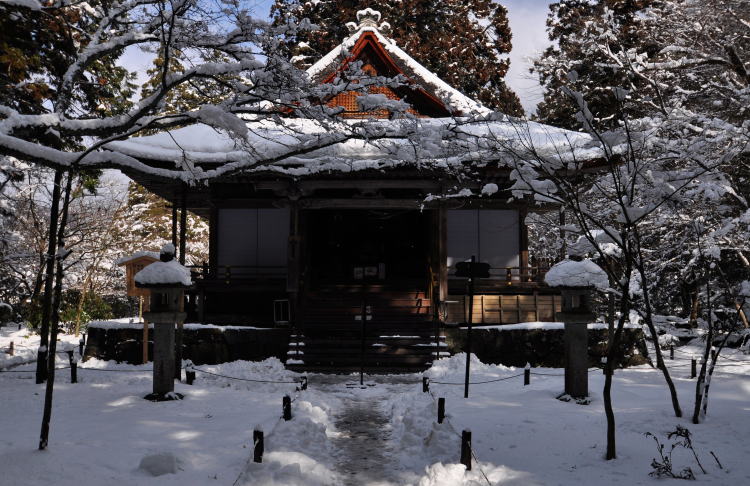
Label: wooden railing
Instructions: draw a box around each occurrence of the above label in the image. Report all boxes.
[447,265,552,286]
[188,264,287,284]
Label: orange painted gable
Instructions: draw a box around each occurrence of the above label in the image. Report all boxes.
[321,32,451,119]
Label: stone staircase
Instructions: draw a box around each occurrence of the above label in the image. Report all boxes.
[286,286,448,372]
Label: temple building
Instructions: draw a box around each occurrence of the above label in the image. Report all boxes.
[109,9,600,369]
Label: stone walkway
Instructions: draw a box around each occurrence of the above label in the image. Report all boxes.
[311,375,419,486]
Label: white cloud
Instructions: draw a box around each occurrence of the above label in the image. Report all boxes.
[503,0,553,115]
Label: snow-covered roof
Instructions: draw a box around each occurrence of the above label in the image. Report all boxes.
[134,259,192,287]
[544,258,609,290]
[105,10,604,179]
[116,251,160,266]
[107,118,601,177]
[306,11,487,116]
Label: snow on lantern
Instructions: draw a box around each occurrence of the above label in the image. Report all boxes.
[135,243,192,401]
[545,258,608,401]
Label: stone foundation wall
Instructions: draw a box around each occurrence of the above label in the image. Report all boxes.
[84,324,291,365]
[444,326,649,368]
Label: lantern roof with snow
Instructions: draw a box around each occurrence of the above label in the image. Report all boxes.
[134,243,192,288]
[544,258,609,291]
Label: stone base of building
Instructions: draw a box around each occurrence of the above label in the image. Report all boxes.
[444,324,649,368]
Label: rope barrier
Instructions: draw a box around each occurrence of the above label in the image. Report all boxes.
[425,388,492,486]
[430,372,524,386]
[193,368,301,384]
[77,367,152,372]
[0,366,70,373]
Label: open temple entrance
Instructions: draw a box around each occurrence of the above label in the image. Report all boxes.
[294,209,440,371]
[305,209,430,287]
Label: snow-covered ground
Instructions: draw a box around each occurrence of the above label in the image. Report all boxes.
[1,334,748,485]
[1,325,80,369]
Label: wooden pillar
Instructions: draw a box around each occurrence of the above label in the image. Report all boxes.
[558,208,567,260]
[175,187,187,380]
[179,187,187,265]
[171,202,178,248]
[208,205,218,273]
[287,203,301,327]
[438,205,448,304]
[519,208,529,280]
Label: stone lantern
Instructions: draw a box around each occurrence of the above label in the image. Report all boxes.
[135,243,192,401]
[545,258,608,401]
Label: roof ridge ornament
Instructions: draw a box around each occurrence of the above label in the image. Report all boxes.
[347,8,391,35]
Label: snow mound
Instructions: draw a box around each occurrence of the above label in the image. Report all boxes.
[544,258,608,290]
[134,259,192,287]
[426,353,513,381]
[137,451,182,476]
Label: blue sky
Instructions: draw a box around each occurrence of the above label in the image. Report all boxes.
[119,1,554,114]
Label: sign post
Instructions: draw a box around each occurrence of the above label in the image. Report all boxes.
[455,257,490,398]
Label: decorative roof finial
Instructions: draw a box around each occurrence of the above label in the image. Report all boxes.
[347,8,391,35]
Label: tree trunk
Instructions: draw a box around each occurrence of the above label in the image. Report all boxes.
[633,234,682,418]
[35,169,63,384]
[39,172,73,450]
[604,294,630,460]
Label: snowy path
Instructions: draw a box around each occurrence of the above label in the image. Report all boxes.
[331,389,396,485]
[310,374,424,486]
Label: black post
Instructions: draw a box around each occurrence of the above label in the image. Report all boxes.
[8,341,13,356]
[360,291,367,386]
[464,256,475,399]
[437,397,445,424]
[253,430,264,463]
[283,395,292,421]
[710,346,716,361]
[691,358,697,378]
[184,360,195,385]
[460,430,472,471]
[670,345,674,360]
[79,334,85,358]
[524,364,531,386]
[422,376,429,393]
[67,351,77,384]
[300,376,308,391]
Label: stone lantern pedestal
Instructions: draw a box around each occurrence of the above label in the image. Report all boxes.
[558,287,595,400]
[545,258,608,403]
[135,244,192,401]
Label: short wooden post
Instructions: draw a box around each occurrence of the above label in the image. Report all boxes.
[710,346,716,361]
[283,395,292,421]
[79,334,85,358]
[422,376,430,393]
[691,358,697,378]
[460,430,472,471]
[67,350,77,384]
[437,397,445,424]
[184,360,195,385]
[524,362,531,386]
[670,345,674,360]
[8,341,13,356]
[300,376,308,391]
[253,430,264,463]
